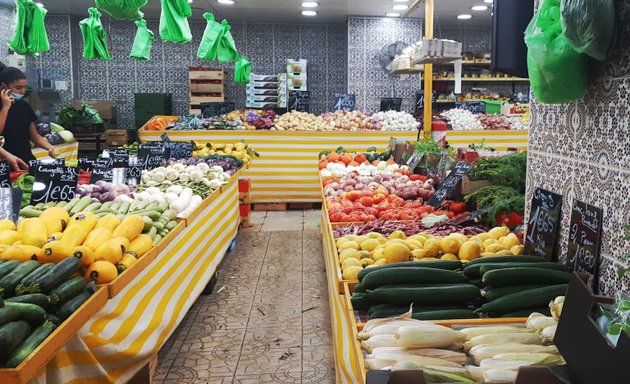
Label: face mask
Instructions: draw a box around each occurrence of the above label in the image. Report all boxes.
[10,92,23,101]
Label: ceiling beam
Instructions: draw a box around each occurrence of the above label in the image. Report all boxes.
[402,0,424,18]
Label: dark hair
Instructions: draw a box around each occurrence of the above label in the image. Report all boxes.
[0,62,26,86]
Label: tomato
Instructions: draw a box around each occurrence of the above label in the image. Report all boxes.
[372,193,386,204]
[446,211,456,219]
[398,168,411,176]
[450,202,467,214]
[358,196,374,206]
[345,190,362,201]
[409,174,427,182]
[361,189,374,197]
[354,154,367,163]
[343,206,354,214]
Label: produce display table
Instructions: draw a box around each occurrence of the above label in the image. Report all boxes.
[138,129,527,203]
[31,177,241,384]
[33,142,79,161]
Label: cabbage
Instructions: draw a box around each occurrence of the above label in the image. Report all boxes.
[58,130,74,143]
[36,123,51,136]
[50,123,65,133]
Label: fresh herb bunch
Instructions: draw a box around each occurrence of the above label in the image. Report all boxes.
[468,151,527,193]
[464,185,524,226]
[414,138,442,156]
[58,103,103,127]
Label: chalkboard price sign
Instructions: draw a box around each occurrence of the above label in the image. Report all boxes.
[29,159,64,168]
[78,157,113,171]
[201,102,236,117]
[380,98,403,112]
[0,188,22,223]
[30,166,79,204]
[167,141,194,160]
[426,162,473,207]
[125,166,142,185]
[289,90,310,112]
[524,188,563,261]
[138,144,166,170]
[0,161,11,188]
[566,200,603,288]
[89,167,114,183]
[108,149,130,167]
[160,133,171,143]
[333,94,356,111]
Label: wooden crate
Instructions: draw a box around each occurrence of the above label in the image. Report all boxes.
[189,69,225,113]
[188,70,224,81]
[0,287,108,384]
[105,129,128,148]
[459,175,491,195]
[190,95,225,105]
[189,83,224,93]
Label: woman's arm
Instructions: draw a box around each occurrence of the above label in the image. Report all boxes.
[28,122,56,157]
[0,89,14,134]
[0,147,28,171]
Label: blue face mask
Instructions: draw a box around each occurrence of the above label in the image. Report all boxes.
[10,92,23,101]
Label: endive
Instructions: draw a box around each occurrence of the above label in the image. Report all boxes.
[463,332,542,351]
[526,313,557,332]
[550,296,564,321]
[360,334,399,352]
[364,352,463,369]
[395,324,464,349]
[469,343,559,364]
[483,368,518,383]
[467,363,528,382]
[541,325,557,343]
[359,307,434,340]
[391,361,476,384]
[460,325,534,340]
[369,346,468,365]
[493,352,565,365]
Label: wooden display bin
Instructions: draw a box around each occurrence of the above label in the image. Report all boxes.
[155,220,186,254]
[182,188,221,226]
[0,286,108,384]
[105,129,128,148]
[105,247,159,298]
[458,175,490,195]
[138,115,179,133]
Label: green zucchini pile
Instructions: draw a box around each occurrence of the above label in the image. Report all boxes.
[0,256,92,368]
[350,256,572,320]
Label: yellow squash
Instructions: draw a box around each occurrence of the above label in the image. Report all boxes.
[112,215,144,242]
[127,234,153,257]
[42,240,74,263]
[20,218,48,247]
[66,212,97,231]
[59,223,92,247]
[0,230,19,245]
[85,261,118,284]
[39,207,70,235]
[73,245,95,268]
[95,214,121,232]
[94,237,130,264]
[2,245,42,262]
[117,253,138,273]
[83,228,113,251]
[0,219,16,231]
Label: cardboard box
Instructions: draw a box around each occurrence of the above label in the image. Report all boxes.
[247,80,287,89]
[287,59,307,74]
[249,74,280,82]
[245,101,279,109]
[246,95,287,103]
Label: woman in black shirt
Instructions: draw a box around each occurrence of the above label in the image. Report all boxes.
[0,63,56,170]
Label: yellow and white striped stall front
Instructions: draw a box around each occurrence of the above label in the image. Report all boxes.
[33,142,79,161]
[139,129,528,203]
[33,180,241,384]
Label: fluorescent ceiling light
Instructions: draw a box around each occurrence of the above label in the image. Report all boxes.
[472,5,488,11]
[457,14,472,19]
[392,4,408,10]
[484,0,493,3]
[217,0,234,4]
[394,0,409,2]
[386,12,401,17]
[302,1,318,7]
[302,10,317,16]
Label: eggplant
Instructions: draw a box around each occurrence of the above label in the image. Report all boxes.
[36,123,51,136]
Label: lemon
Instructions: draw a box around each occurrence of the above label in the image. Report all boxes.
[383,242,412,264]
[342,265,363,280]
[439,237,461,254]
[423,239,441,258]
[387,239,412,250]
[481,252,497,257]
[338,241,360,251]
[511,245,524,256]
[387,230,407,240]
[405,239,423,250]
[420,257,439,262]
[342,258,363,269]
[477,232,493,241]
[458,240,481,261]
[501,233,520,249]
[366,232,384,240]
[360,238,381,252]
[339,249,360,264]
[372,247,386,261]
[450,233,468,244]
[412,248,428,259]
[336,237,350,248]
[489,226,510,239]
[355,235,368,245]
[358,250,372,259]
[374,258,387,266]
[482,238,498,249]
[441,253,459,261]
[485,243,506,253]
[361,258,375,267]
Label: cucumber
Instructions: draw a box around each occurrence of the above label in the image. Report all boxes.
[158,230,168,237]
[152,221,165,231]
[132,210,161,221]
[6,294,52,310]
[358,260,463,281]
[145,202,159,211]
[156,201,169,213]
[110,202,121,211]
[476,284,569,314]
[464,258,555,278]
[63,198,80,213]
[16,263,55,294]
[0,306,20,326]
[165,220,178,230]
[496,307,552,318]
[361,267,468,290]
[350,292,371,310]
[479,262,569,276]
[69,196,93,215]
[115,213,125,221]
[0,321,31,361]
[4,320,57,367]
[129,199,141,212]
[0,260,40,296]
[4,302,47,324]
[483,285,548,302]
[367,304,463,319]
[469,278,484,288]
[84,202,102,212]
[482,268,572,287]
[136,201,149,210]
[48,277,87,305]
[143,216,153,231]
[146,226,157,240]
[152,234,162,245]
[118,201,131,214]
[162,210,177,222]
[27,256,81,294]
[20,207,42,218]
[55,290,91,321]
[411,309,477,321]
[34,203,45,209]
[101,202,113,210]
[464,255,547,268]
[366,284,481,306]
[0,261,20,279]
[353,283,365,293]
[46,314,61,326]
[43,202,56,209]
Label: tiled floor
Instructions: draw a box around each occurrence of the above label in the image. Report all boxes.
[246,210,321,232]
[153,214,335,384]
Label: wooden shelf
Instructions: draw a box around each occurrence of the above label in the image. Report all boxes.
[189,69,225,114]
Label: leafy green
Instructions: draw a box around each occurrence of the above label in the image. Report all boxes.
[464,185,524,226]
[414,138,442,156]
[468,151,527,193]
[57,103,103,127]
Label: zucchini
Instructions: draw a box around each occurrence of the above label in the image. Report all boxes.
[84,202,102,212]
[56,201,68,208]
[132,210,161,221]
[0,260,20,279]
[353,283,365,293]
[27,256,81,294]
[366,284,481,306]
[483,285,548,302]
[146,226,157,239]
[15,263,55,295]
[479,262,569,276]
[46,314,61,326]
[162,210,177,222]
[0,260,40,296]
[4,302,47,324]
[464,258,555,278]
[361,267,468,290]
[143,216,153,232]
[0,321,31,361]
[48,277,87,305]
[350,292,371,310]
[118,201,131,214]
[358,260,463,281]
[411,309,477,321]
[101,202,113,210]
[152,234,162,245]
[19,207,42,218]
[110,202,121,211]
[482,268,572,287]
[69,196,93,215]
[156,201,169,213]
[55,290,91,321]
[469,278,484,288]
[165,220,178,230]
[136,201,149,210]
[4,320,57,368]
[0,306,20,326]
[128,200,141,212]
[496,307,552,318]
[6,294,52,310]
[63,198,80,213]
[152,221,165,231]
[464,255,547,268]
[476,284,569,314]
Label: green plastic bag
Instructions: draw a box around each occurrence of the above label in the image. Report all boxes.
[95,0,147,20]
[197,13,224,60]
[217,20,239,63]
[560,0,615,61]
[9,0,49,55]
[524,0,588,104]
[79,7,111,60]
[234,57,251,84]
[159,0,192,43]
[130,19,154,60]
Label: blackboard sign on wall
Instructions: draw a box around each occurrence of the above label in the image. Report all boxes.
[289,90,310,112]
[0,161,11,188]
[78,157,113,171]
[29,159,64,167]
[138,144,166,170]
[333,94,356,111]
[380,98,403,112]
[167,142,194,159]
[89,167,114,183]
[30,166,79,204]
[524,188,563,261]
[566,200,603,290]
[426,162,473,207]
[125,166,142,185]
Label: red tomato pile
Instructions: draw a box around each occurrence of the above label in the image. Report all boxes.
[327,190,435,222]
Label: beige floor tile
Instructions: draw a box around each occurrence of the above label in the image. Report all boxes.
[250,211,266,224]
[302,209,322,219]
[235,347,302,375]
[302,323,333,348]
[266,210,303,219]
[243,325,303,350]
[240,223,262,232]
[261,221,303,232]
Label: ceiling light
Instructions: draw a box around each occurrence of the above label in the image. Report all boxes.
[36,2,44,6]
[302,10,317,16]
[394,0,409,2]
[457,14,472,20]
[484,0,493,3]
[392,4,408,10]
[386,12,400,17]
[217,0,234,4]
[302,1,318,7]
[472,5,488,11]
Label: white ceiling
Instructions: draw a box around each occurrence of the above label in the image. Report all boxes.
[9,0,493,27]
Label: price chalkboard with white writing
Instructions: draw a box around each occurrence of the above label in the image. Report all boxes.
[29,159,64,168]
[380,98,403,112]
[426,162,473,208]
[167,142,194,160]
[0,161,11,188]
[201,102,236,117]
[138,144,166,170]
[78,157,113,171]
[333,94,356,112]
[289,90,310,112]
[524,188,563,261]
[107,149,130,167]
[125,166,142,185]
[30,166,79,204]
[0,188,22,223]
[89,167,114,183]
[566,200,603,290]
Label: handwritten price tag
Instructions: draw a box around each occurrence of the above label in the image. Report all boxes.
[566,200,603,289]
[333,94,356,112]
[426,162,473,207]
[523,188,563,260]
[0,161,11,188]
[30,166,79,204]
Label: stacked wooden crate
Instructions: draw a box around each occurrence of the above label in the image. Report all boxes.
[189,68,224,114]
[238,178,251,227]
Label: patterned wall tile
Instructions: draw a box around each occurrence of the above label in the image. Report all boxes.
[0,6,13,63]
[528,103,573,157]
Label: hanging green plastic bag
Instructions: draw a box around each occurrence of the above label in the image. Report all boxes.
[560,0,615,61]
[79,7,111,60]
[95,0,147,20]
[234,57,252,84]
[197,13,224,60]
[159,0,192,43]
[130,19,154,60]
[9,0,49,55]
[524,0,588,104]
[217,20,239,63]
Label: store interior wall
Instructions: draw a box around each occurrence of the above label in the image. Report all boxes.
[0,6,13,64]
[526,0,630,296]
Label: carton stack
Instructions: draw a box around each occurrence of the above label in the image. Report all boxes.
[246,73,287,109]
[287,59,307,91]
